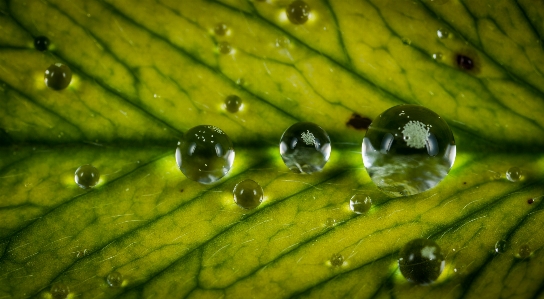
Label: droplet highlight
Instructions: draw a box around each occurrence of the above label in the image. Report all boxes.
[50,283,70,299]
[225,95,242,113]
[107,271,123,288]
[34,36,50,51]
[75,164,100,189]
[362,105,456,197]
[436,28,449,39]
[330,253,344,267]
[349,194,372,214]
[233,179,264,209]
[286,0,310,25]
[44,63,72,90]
[279,122,332,174]
[506,167,522,182]
[176,125,235,184]
[398,238,445,285]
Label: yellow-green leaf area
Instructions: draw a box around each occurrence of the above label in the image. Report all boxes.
[0,0,544,298]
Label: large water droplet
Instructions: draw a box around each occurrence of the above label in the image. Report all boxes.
[176,125,235,184]
[330,253,344,267]
[75,164,100,189]
[349,194,372,214]
[279,122,331,174]
[44,63,72,90]
[34,36,50,51]
[214,23,228,36]
[286,0,310,25]
[50,283,70,299]
[107,271,123,288]
[233,179,263,209]
[494,240,507,253]
[398,238,445,285]
[506,167,522,182]
[225,95,242,113]
[362,105,455,197]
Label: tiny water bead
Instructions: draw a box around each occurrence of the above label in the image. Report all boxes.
[349,194,372,214]
[279,122,331,174]
[398,238,445,285]
[214,23,228,36]
[225,95,242,113]
[519,244,531,258]
[34,36,50,51]
[44,63,72,90]
[506,166,522,182]
[362,105,456,197]
[495,240,507,254]
[176,125,235,184]
[401,37,412,45]
[218,41,232,54]
[330,253,344,267]
[233,179,263,209]
[107,271,123,288]
[325,217,336,227]
[286,0,310,25]
[50,283,70,299]
[275,36,291,48]
[75,164,100,189]
[436,28,449,39]
[432,53,443,60]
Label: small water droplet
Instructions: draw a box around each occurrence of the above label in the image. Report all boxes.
[176,125,235,184]
[279,122,332,174]
[275,36,291,48]
[494,240,507,253]
[107,271,123,288]
[50,283,69,299]
[362,105,455,197]
[437,28,449,39]
[233,179,264,209]
[325,217,336,227]
[518,244,531,258]
[401,37,412,45]
[214,23,228,36]
[34,36,50,51]
[75,164,100,189]
[44,63,72,90]
[349,194,372,214]
[225,95,242,113]
[330,253,344,267]
[286,0,310,25]
[398,238,445,285]
[218,42,232,54]
[506,167,522,182]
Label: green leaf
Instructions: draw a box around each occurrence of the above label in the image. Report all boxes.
[1,0,543,298]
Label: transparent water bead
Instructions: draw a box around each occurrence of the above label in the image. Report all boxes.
[233,179,264,209]
[398,238,445,285]
[34,36,50,51]
[44,63,72,90]
[286,0,310,25]
[279,122,331,174]
[107,271,123,287]
[349,194,372,214]
[50,283,70,299]
[506,167,522,182]
[75,164,100,189]
[362,105,455,197]
[330,253,344,267]
[176,125,235,184]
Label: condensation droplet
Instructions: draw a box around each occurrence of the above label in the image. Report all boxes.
[506,167,522,182]
[107,271,123,288]
[50,283,70,299]
[330,253,344,267]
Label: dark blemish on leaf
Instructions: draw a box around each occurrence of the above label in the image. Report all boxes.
[346,113,371,130]
[463,182,467,185]
[180,189,184,192]
[528,198,534,204]
[453,49,481,74]
[456,55,474,70]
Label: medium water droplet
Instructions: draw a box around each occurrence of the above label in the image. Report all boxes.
[437,28,449,39]
[75,164,100,189]
[349,194,372,214]
[225,95,242,113]
[398,238,445,285]
[286,0,310,25]
[50,283,70,299]
[214,23,228,36]
[362,105,455,197]
[494,240,507,253]
[401,37,412,45]
[506,167,522,182]
[275,37,291,48]
[107,271,123,288]
[330,253,344,267]
[218,42,232,54]
[176,125,235,184]
[44,63,72,90]
[233,179,263,209]
[518,244,531,258]
[34,36,50,51]
[279,122,332,174]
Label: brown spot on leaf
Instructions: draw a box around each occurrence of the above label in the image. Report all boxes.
[528,198,534,204]
[347,113,371,130]
[453,49,481,74]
